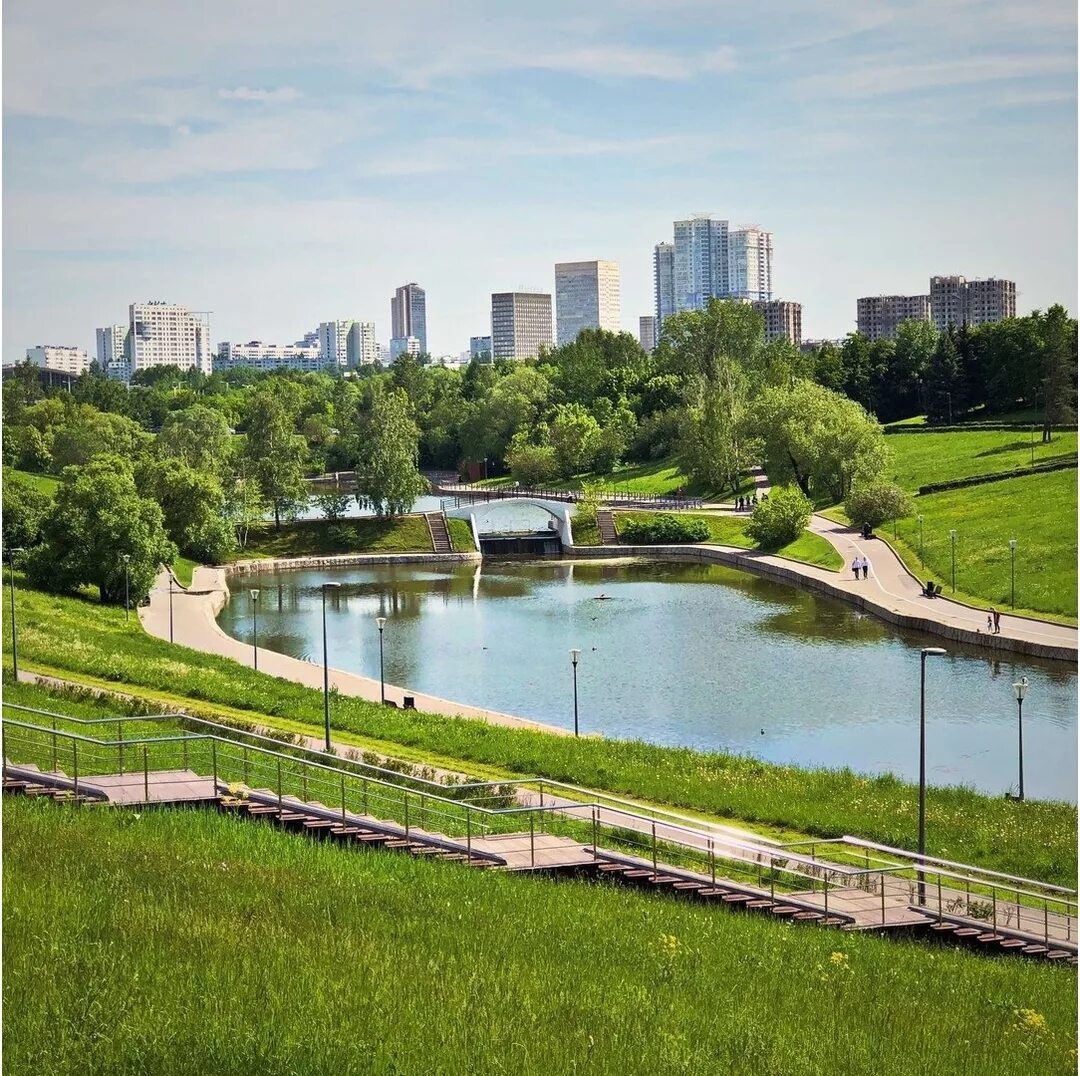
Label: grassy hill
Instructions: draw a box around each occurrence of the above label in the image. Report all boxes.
[4,798,1075,1076]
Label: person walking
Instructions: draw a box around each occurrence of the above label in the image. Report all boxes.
[852,556,862,580]
[992,608,1001,634]
[862,555,871,580]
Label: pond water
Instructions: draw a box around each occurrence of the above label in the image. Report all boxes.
[285,493,447,521]
[218,559,1078,802]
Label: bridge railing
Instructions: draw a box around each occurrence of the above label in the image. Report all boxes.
[438,485,704,510]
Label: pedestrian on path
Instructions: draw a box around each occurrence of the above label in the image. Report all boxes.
[862,556,871,580]
[992,608,1001,634]
[987,614,994,632]
[852,556,862,580]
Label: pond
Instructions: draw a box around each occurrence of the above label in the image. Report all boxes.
[217,559,1078,802]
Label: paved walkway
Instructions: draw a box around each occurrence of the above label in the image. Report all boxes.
[139,567,572,736]
[807,514,1077,657]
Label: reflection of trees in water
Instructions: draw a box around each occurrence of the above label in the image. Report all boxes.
[758,603,892,646]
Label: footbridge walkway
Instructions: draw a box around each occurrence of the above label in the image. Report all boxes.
[4,703,1075,963]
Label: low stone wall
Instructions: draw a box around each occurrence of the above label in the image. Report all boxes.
[224,551,481,577]
[564,544,1076,663]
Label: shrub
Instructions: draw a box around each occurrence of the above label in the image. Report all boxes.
[845,482,912,530]
[1,470,51,550]
[620,513,709,545]
[504,435,557,487]
[745,486,812,549]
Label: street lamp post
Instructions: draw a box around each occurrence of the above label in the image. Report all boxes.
[7,547,24,679]
[949,529,957,593]
[1012,677,1028,802]
[169,572,175,643]
[570,649,581,737]
[917,515,924,566]
[376,616,387,704]
[250,589,260,671]
[321,582,341,752]
[1009,539,1017,610]
[121,554,131,621]
[918,646,947,905]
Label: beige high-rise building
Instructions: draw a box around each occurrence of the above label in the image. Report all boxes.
[930,275,1016,331]
[554,260,620,345]
[638,315,657,353]
[856,294,931,341]
[128,301,212,377]
[25,344,90,376]
[752,300,802,346]
[490,292,553,360]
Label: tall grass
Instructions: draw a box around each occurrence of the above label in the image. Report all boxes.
[4,800,1076,1076]
[4,588,1075,888]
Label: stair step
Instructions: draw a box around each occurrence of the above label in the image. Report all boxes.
[671,881,706,891]
[822,917,849,927]
[647,875,680,885]
[1021,945,1050,955]
[769,906,800,917]
[721,894,753,904]
[1045,950,1072,960]
[792,911,823,921]
[745,900,775,910]
[930,923,959,932]
[621,869,655,879]
[976,933,1006,943]
[597,863,632,874]
[302,819,339,830]
[953,928,983,938]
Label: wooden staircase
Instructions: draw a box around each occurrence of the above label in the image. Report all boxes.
[425,512,454,554]
[596,508,619,545]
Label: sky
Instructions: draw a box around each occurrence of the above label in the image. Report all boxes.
[3,0,1077,360]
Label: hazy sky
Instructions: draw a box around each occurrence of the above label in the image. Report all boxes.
[4,0,1077,359]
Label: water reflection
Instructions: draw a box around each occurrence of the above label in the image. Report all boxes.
[219,559,1078,802]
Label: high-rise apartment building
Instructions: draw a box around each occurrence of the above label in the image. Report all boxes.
[554,260,621,346]
[128,302,212,377]
[929,276,1017,331]
[469,335,492,361]
[348,321,379,366]
[673,215,728,312]
[215,341,322,373]
[389,336,421,361]
[653,242,676,336]
[318,320,352,369]
[728,228,773,302]
[490,292,553,360]
[856,295,931,341]
[96,324,129,378]
[25,345,90,376]
[751,300,802,346]
[639,316,657,353]
[390,283,427,356]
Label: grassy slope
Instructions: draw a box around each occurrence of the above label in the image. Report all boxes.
[609,511,843,571]
[239,515,434,559]
[8,468,60,496]
[5,801,1075,1076]
[4,582,1075,886]
[886,430,1077,489]
[446,516,476,552]
[171,556,198,587]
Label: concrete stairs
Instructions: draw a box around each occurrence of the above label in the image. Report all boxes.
[425,512,454,554]
[596,509,619,545]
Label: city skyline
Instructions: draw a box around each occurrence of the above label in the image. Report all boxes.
[4,1,1076,360]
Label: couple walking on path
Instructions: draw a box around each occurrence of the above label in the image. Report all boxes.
[851,555,871,580]
[987,608,1002,634]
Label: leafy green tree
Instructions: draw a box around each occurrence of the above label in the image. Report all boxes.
[1039,305,1078,440]
[1,469,51,550]
[886,321,936,422]
[844,482,911,530]
[924,330,962,422]
[353,387,429,516]
[50,406,151,473]
[243,390,308,528]
[550,404,602,478]
[314,491,352,520]
[750,381,889,502]
[458,365,551,465]
[135,457,236,563]
[27,456,175,603]
[745,486,812,549]
[158,405,233,475]
[504,432,557,487]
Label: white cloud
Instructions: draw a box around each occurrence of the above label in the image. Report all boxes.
[219,86,301,103]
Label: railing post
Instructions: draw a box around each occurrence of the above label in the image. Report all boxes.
[420,793,426,830]
[823,874,829,922]
[404,792,410,837]
[710,838,715,888]
[937,873,942,917]
[51,716,58,773]
[992,889,997,933]
[538,780,543,809]
[143,745,149,804]
[243,746,250,785]
[1044,900,1049,943]
[302,768,308,803]
[341,773,346,824]
[118,720,124,775]
[182,736,188,772]
[530,813,535,868]
[276,759,282,810]
[769,855,775,902]
[72,740,79,805]
[591,806,597,856]
[651,822,657,880]
[466,813,472,862]
[362,778,368,816]
[211,740,217,791]
[881,871,886,925]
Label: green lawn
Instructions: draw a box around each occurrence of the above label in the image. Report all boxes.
[607,511,843,571]
[446,517,476,552]
[6,801,1074,1076]
[238,515,435,559]
[7,469,59,496]
[886,430,1077,490]
[171,556,198,587]
[892,470,1078,620]
[5,582,1074,886]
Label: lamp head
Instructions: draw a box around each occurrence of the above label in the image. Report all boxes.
[570,648,581,663]
[376,616,386,630]
[921,647,947,657]
[949,529,957,539]
[1009,538,1017,550]
[1013,677,1028,701]
[121,553,131,564]
[250,589,260,601]
[322,581,341,590]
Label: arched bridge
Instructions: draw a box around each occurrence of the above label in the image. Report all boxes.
[443,497,574,553]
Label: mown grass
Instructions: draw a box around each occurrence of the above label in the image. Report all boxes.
[171,556,198,587]
[446,516,476,552]
[237,515,435,559]
[888,470,1076,620]
[607,511,843,571]
[4,580,1075,887]
[886,430,1077,490]
[4,799,1076,1076]
[7,468,59,496]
